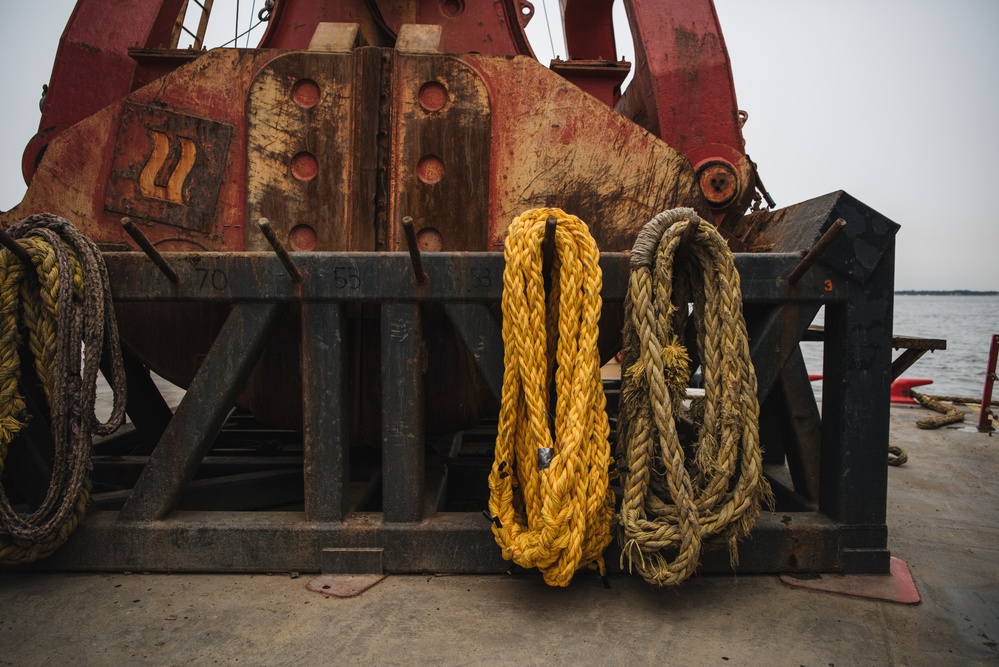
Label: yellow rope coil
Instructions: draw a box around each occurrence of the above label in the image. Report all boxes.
[617,208,771,587]
[487,208,614,587]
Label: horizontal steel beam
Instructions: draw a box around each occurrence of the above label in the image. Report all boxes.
[103,251,845,304]
[33,510,886,574]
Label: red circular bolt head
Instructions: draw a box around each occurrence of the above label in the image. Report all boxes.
[697,162,739,207]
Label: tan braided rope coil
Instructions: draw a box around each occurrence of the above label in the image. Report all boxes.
[616,208,772,587]
[909,390,965,430]
[487,208,614,587]
[0,214,126,564]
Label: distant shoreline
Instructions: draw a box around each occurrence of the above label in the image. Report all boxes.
[896,290,998,296]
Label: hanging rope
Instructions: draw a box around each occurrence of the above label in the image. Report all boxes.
[0,213,127,564]
[616,208,772,587]
[487,208,614,587]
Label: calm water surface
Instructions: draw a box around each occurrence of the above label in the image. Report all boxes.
[802,294,999,399]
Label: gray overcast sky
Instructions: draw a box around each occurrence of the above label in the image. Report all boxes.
[1,0,996,290]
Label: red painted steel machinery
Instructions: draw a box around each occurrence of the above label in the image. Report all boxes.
[9,0,769,438]
[1,0,902,574]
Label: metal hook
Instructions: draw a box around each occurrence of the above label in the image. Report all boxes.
[257,218,305,284]
[787,218,847,285]
[121,218,179,283]
[402,216,428,285]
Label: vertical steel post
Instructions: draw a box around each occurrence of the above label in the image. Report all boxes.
[819,244,894,571]
[302,303,349,521]
[381,303,425,522]
[978,334,999,433]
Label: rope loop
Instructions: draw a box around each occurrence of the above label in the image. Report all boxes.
[617,208,772,587]
[487,208,614,587]
[0,213,127,564]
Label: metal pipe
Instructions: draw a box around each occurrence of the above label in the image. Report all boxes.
[670,218,701,313]
[401,216,428,285]
[542,215,557,295]
[787,218,847,285]
[676,217,701,263]
[978,334,999,433]
[257,218,305,284]
[0,227,33,266]
[120,217,179,283]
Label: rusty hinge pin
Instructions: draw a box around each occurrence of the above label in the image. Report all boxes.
[541,215,559,301]
[787,218,848,286]
[257,218,305,284]
[0,226,34,266]
[402,216,428,285]
[121,217,180,283]
[676,217,701,264]
[541,215,558,284]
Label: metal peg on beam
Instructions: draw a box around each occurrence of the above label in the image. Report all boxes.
[0,226,33,266]
[257,219,305,284]
[541,215,558,287]
[787,218,847,285]
[401,216,428,285]
[121,217,179,283]
[676,217,701,264]
[541,215,559,298]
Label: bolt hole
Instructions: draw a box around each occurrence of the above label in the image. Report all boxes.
[441,0,464,17]
[292,79,321,109]
[290,152,319,181]
[289,224,318,251]
[417,227,444,251]
[418,82,447,112]
[417,155,445,184]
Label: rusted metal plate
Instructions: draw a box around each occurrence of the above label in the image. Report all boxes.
[3,49,276,251]
[307,574,387,597]
[780,557,920,604]
[105,102,233,233]
[246,52,373,252]
[388,55,491,251]
[462,54,708,251]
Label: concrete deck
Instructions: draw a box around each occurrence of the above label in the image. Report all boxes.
[1,405,996,666]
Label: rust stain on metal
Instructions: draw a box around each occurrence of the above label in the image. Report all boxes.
[105,103,233,233]
[389,54,491,252]
[246,52,367,252]
[462,54,707,250]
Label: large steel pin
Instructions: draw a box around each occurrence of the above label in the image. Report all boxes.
[402,216,428,285]
[542,215,557,295]
[676,217,701,263]
[121,217,179,283]
[257,218,305,284]
[787,218,847,285]
[0,227,33,266]
[670,217,701,317]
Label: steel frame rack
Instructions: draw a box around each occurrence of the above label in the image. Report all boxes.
[13,191,898,575]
